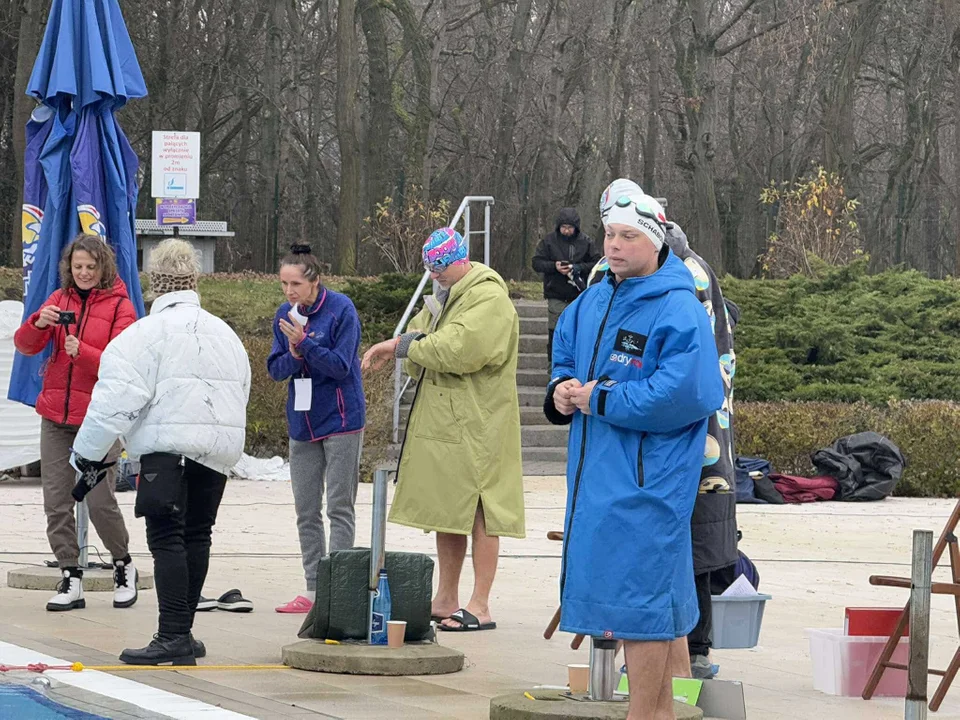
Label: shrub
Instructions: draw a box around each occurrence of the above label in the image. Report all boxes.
[362,195,452,274]
[341,273,423,344]
[724,262,960,403]
[735,401,960,497]
[759,167,863,278]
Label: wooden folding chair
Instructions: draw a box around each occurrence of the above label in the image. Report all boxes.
[543,530,588,649]
[863,499,960,711]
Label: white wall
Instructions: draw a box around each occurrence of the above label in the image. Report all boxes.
[0,301,41,470]
[141,237,216,274]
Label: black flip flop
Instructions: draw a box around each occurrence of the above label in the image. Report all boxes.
[438,608,497,632]
[196,596,217,612]
[216,588,254,613]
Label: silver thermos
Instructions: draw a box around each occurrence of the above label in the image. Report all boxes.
[589,637,619,700]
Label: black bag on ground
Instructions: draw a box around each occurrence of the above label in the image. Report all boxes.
[734,456,785,505]
[811,431,906,501]
[298,548,434,642]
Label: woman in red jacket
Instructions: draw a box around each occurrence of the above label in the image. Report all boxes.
[14,233,139,612]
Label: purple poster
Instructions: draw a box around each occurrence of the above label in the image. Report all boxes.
[155,198,196,225]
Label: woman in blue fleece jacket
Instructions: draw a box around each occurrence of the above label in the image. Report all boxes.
[544,190,722,719]
[268,244,365,613]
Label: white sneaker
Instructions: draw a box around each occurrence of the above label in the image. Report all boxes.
[47,569,85,611]
[113,559,138,608]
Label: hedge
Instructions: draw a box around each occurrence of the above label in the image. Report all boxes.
[723,261,960,403]
[2,267,959,494]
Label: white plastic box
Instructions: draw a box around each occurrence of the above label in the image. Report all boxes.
[806,627,908,697]
[710,593,772,649]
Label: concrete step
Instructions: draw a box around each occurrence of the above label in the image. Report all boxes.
[518,387,546,406]
[517,353,549,370]
[520,406,546,425]
[519,334,547,354]
[522,461,568,477]
[518,316,547,335]
[517,368,550,388]
[522,424,569,447]
[522,447,568,463]
[513,299,547,318]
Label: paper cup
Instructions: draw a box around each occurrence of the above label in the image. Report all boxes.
[387,620,407,648]
[568,663,589,693]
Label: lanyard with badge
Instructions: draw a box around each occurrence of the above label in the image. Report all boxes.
[290,306,312,412]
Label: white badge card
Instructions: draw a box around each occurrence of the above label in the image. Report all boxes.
[294,378,312,412]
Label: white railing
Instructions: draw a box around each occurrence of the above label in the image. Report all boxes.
[391,196,495,443]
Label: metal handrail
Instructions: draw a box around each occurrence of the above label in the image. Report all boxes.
[391,195,495,443]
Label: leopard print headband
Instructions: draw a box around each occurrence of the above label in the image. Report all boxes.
[148,270,198,298]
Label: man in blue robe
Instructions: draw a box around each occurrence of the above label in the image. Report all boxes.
[544,187,723,719]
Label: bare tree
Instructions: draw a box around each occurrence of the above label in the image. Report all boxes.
[336,0,362,273]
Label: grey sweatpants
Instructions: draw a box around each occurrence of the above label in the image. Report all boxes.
[289,431,363,591]
[40,419,128,568]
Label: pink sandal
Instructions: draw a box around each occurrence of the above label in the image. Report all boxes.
[275,595,314,614]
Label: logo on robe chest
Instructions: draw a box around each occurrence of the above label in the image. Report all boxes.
[614,329,646,356]
[610,328,647,369]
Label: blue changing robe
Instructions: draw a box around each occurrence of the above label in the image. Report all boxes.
[546,249,724,641]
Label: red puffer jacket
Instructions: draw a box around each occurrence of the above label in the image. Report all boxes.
[14,277,138,426]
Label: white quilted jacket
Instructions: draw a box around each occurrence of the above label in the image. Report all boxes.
[74,291,251,474]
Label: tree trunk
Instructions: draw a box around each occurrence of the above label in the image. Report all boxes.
[387,0,434,205]
[672,0,724,269]
[260,0,283,271]
[359,0,393,211]
[11,0,44,269]
[944,0,960,274]
[820,0,883,178]
[493,0,534,198]
[642,35,661,193]
[335,0,361,274]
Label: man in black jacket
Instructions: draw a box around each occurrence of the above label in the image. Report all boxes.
[531,208,600,363]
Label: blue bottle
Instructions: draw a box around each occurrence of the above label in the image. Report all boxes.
[370,569,392,645]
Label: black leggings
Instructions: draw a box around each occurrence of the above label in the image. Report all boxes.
[143,455,226,635]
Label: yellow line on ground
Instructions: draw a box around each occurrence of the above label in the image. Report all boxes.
[83,664,291,672]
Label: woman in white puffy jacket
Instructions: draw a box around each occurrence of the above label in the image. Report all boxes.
[72,238,251,666]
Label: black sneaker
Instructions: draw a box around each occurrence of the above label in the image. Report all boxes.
[119,633,195,666]
[196,596,217,612]
[216,588,253,612]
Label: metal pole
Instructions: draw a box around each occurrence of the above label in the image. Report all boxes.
[392,359,403,444]
[464,205,471,258]
[367,467,389,643]
[76,497,89,569]
[484,201,492,267]
[906,529,933,720]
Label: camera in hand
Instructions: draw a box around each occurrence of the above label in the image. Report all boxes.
[57,310,76,326]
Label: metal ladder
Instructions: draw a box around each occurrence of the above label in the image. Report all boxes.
[391,196,495,444]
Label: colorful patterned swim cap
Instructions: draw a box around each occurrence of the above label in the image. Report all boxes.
[422,228,468,271]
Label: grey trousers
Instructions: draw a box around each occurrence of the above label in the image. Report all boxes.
[289,431,363,591]
[40,418,128,568]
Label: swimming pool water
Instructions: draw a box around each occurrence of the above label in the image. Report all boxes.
[0,684,107,719]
